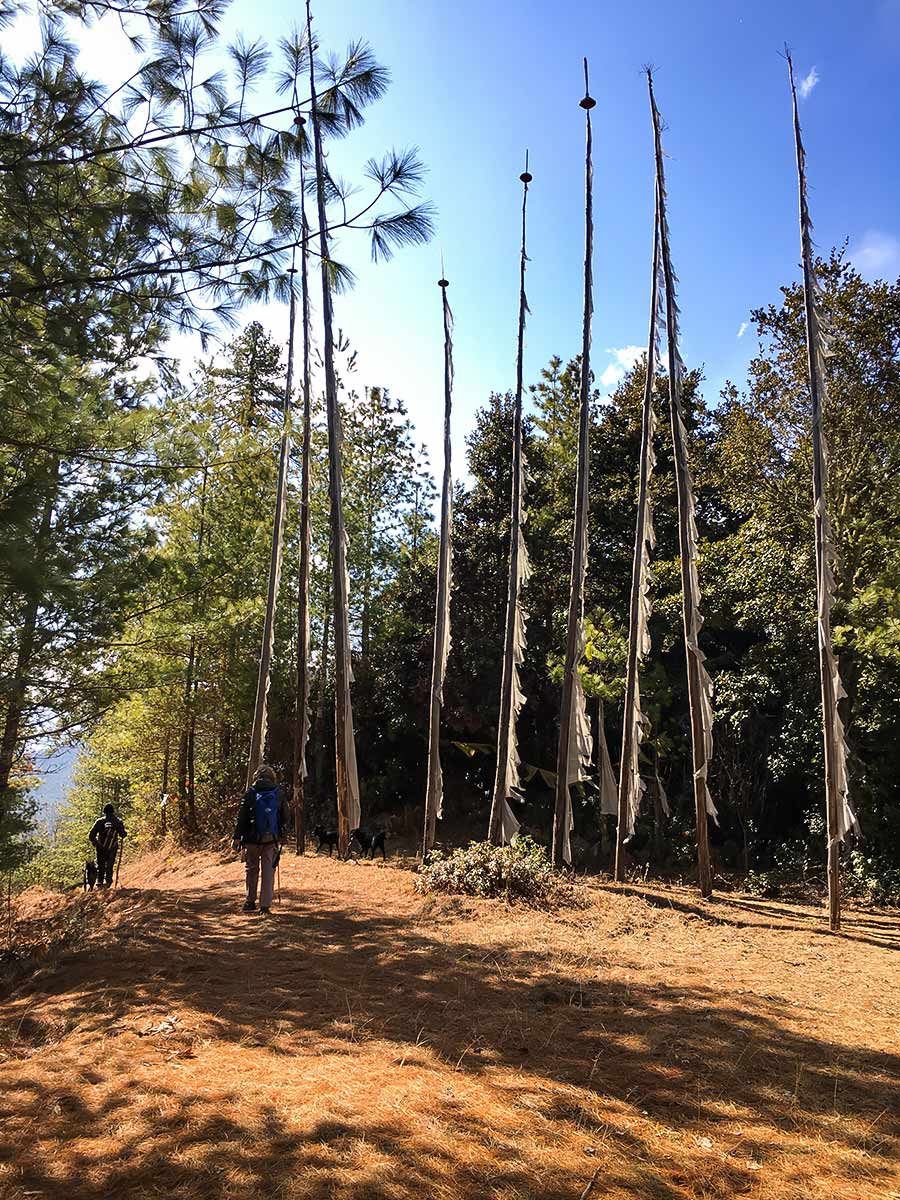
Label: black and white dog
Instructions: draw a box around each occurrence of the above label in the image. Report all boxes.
[349,827,387,861]
[312,825,340,856]
[83,860,98,891]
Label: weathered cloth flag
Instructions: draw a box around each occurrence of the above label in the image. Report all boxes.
[618,191,662,840]
[554,62,596,868]
[788,55,857,851]
[490,161,535,846]
[650,75,718,832]
[597,699,618,817]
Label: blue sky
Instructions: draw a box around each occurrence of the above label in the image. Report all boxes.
[9,0,900,478]
[261,0,900,471]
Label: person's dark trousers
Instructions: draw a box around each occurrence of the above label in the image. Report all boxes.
[97,847,116,887]
[245,843,277,908]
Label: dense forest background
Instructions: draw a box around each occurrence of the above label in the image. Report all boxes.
[6,258,900,900]
[1,0,898,902]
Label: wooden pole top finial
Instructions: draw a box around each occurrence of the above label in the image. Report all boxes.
[580,57,595,108]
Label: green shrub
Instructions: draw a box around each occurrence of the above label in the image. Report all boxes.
[745,844,900,907]
[745,839,821,899]
[416,836,561,904]
[744,870,781,898]
[843,850,900,906]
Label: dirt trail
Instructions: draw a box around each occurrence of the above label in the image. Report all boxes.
[1,849,898,1199]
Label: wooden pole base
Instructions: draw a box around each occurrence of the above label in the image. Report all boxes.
[828,840,841,931]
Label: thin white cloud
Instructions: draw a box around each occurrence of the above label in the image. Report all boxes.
[849,230,900,281]
[599,344,644,392]
[737,321,749,339]
[798,66,820,99]
[609,345,645,369]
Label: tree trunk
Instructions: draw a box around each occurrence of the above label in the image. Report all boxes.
[293,183,313,856]
[0,462,58,814]
[361,390,375,667]
[218,630,237,803]
[178,464,208,838]
[422,278,454,856]
[186,666,199,833]
[246,282,296,787]
[177,638,196,834]
[310,554,333,809]
[0,604,39,813]
[308,0,360,857]
[411,481,421,567]
[160,734,170,836]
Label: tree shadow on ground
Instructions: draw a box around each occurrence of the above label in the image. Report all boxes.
[608,882,900,952]
[1,876,898,1199]
[1,1076,609,1200]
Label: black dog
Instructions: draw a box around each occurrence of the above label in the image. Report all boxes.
[349,827,387,861]
[83,860,98,891]
[312,825,340,856]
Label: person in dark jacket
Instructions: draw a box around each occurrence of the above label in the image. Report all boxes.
[233,764,289,914]
[89,804,127,888]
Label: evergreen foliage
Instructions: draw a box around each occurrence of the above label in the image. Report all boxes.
[0,0,432,868]
[21,255,899,900]
[0,1,896,898]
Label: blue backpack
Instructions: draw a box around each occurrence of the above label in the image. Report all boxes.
[253,786,280,841]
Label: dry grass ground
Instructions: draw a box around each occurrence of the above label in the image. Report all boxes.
[1,848,898,1199]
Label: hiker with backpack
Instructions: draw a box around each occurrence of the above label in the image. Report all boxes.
[232,764,289,915]
[89,803,128,888]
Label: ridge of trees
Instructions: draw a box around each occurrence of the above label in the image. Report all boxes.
[0,0,432,866]
[1,0,897,899]
[18,255,900,901]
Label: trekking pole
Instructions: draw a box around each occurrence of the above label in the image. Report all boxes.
[115,841,123,888]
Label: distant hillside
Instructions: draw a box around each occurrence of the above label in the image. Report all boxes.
[34,745,79,828]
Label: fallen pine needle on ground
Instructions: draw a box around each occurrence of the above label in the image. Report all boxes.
[0,848,898,1199]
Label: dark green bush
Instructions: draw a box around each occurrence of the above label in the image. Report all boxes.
[843,850,900,906]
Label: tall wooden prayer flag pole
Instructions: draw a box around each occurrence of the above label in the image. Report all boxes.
[648,70,717,897]
[787,52,857,930]
[614,178,661,881]
[423,273,454,856]
[553,61,595,868]
[488,154,532,847]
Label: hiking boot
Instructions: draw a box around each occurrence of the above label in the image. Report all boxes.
[242,900,256,912]
[259,906,271,916]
